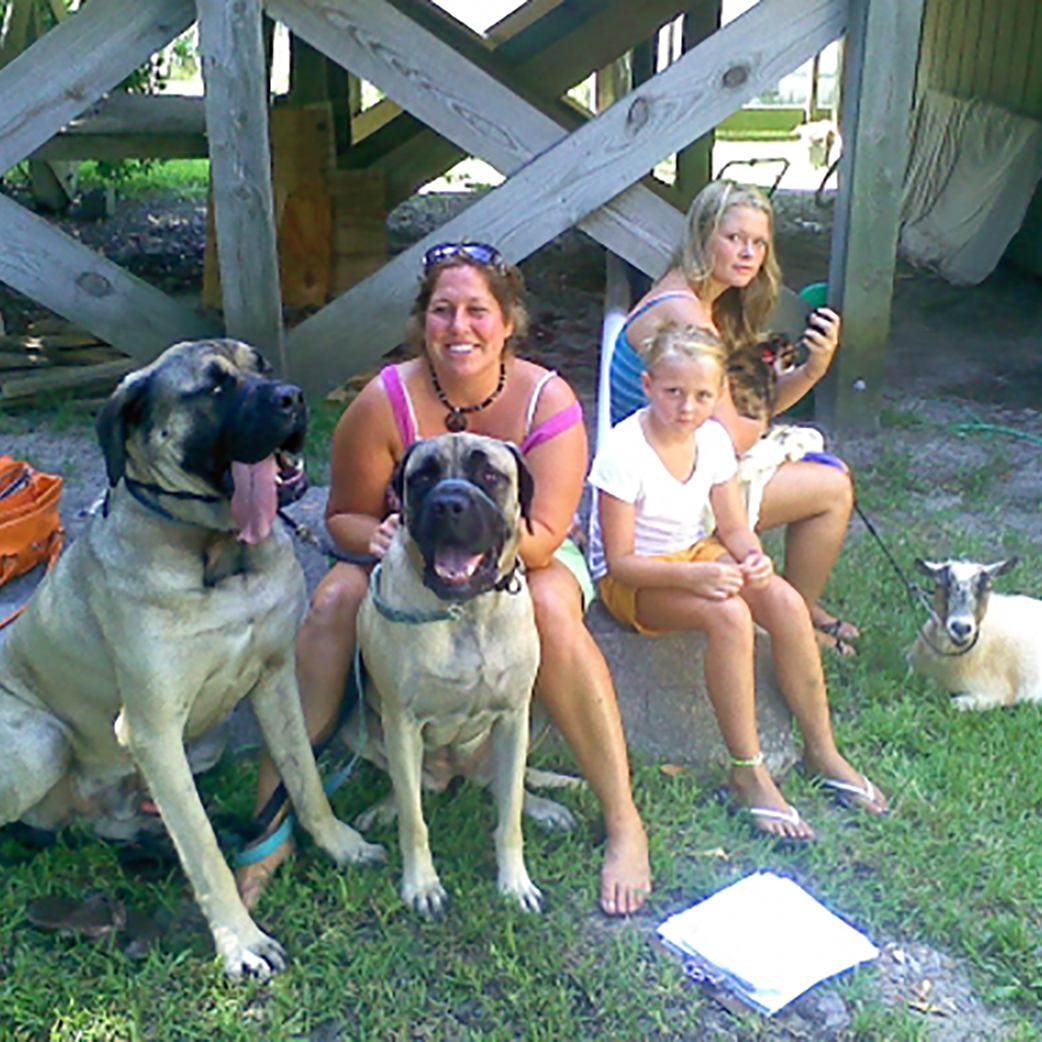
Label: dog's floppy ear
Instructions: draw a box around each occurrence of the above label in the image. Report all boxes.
[96,372,150,487]
[504,443,535,534]
[390,441,422,510]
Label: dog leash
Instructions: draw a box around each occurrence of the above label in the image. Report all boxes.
[235,649,368,865]
[276,507,379,567]
[368,562,466,624]
[852,498,979,658]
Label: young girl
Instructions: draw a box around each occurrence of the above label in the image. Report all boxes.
[611,180,859,657]
[589,323,886,839]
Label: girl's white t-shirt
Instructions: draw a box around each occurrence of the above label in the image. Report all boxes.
[587,411,737,580]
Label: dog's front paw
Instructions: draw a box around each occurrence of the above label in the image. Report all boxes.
[213,923,287,981]
[402,872,449,917]
[355,794,398,832]
[523,791,578,831]
[324,819,386,865]
[498,868,543,913]
[951,692,990,711]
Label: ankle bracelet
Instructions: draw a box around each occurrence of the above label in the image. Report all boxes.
[728,752,765,768]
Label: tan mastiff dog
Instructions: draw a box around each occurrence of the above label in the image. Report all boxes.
[0,339,383,979]
[348,433,576,917]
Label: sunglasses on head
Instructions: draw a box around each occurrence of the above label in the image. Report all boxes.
[422,242,505,273]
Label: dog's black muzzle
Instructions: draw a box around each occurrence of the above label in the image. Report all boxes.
[410,478,509,601]
[197,376,309,504]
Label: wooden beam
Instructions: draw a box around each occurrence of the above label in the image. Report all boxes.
[0,193,217,362]
[267,0,684,270]
[30,93,208,161]
[486,0,565,45]
[44,93,207,136]
[0,0,196,175]
[0,0,34,68]
[820,0,926,434]
[273,0,845,395]
[347,0,686,204]
[675,1,722,205]
[34,134,208,161]
[198,0,285,372]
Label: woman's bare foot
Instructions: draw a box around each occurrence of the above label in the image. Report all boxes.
[803,752,888,815]
[600,816,651,916]
[235,831,295,912]
[729,763,814,841]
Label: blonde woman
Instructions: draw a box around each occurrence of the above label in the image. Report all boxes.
[610,180,859,656]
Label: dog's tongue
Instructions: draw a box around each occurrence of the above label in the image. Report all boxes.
[434,546,485,583]
[231,456,278,544]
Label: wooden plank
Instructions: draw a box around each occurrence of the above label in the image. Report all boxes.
[33,132,208,162]
[2,358,137,401]
[0,0,34,68]
[29,90,209,161]
[352,97,402,141]
[274,0,845,395]
[198,0,285,371]
[486,0,565,45]
[820,0,926,433]
[341,0,685,201]
[0,0,196,175]
[509,0,684,94]
[42,93,207,137]
[676,1,722,205]
[0,193,217,363]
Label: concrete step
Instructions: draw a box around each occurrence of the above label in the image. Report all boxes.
[585,600,798,777]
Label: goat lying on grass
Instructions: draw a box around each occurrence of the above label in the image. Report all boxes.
[910,558,1042,710]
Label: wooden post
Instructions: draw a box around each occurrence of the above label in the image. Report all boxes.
[818,0,925,434]
[676,1,722,206]
[595,56,629,113]
[198,0,285,372]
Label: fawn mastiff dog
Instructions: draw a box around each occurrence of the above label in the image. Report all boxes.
[0,339,383,979]
[347,433,576,917]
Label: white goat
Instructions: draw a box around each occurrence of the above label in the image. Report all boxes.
[909,558,1042,710]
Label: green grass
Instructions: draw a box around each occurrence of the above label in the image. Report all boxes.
[75,159,210,200]
[1,408,1041,1038]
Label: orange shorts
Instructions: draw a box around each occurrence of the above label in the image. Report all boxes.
[597,537,730,636]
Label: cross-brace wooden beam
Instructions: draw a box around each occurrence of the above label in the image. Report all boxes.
[0,0,213,359]
[268,0,845,396]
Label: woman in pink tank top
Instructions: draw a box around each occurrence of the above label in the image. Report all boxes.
[237,243,650,917]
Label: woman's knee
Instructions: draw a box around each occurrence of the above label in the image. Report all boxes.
[823,464,854,515]
[305,564,368,633]
[528,561,584,637]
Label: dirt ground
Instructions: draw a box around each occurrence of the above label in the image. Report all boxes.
[0,185,1039,1039]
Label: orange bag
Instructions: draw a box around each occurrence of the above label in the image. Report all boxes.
[0,455,64,628]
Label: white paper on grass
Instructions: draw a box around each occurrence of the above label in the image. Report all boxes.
[657,872,879,1015]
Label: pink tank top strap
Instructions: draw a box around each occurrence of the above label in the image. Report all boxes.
[519,369,583,455]
[380,364,418,448]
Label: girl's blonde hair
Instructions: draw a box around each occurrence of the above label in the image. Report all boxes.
[670,179,781,352]
[637,322,727,379]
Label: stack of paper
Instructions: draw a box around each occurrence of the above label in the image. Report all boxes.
[657,872,879,1015]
